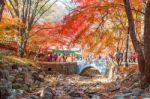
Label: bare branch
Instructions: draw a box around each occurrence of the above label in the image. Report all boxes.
[33,0,58,24]
[29,0,40,26]
[9,0,19,17]
[34,0,50,16]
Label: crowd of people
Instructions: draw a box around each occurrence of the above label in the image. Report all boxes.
[115,51,138,63]
[47,53,76,62]
[46,51,138,63]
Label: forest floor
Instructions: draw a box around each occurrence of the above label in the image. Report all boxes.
[0,56,150,99]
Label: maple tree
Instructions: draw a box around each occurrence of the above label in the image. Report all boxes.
[59,0,150,85]
[0,16,22,35]
[27,22,65,53]
[0,15,23,52]
[61,0,142,57]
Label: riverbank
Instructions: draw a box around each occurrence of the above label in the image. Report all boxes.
[0,57,150,99]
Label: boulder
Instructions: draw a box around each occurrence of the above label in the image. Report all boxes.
[0,86,11,99]
[22,65,30,72]
[1,79,12,89]
[40,86,53,99]
[8,75,15,82]
[0,69,9,79]
[18,67,23,72]
[25,73,34,84]
[32,71,43,82]
[39,74,44,80]
[16,89,24,96]
[15,77,24,83]
[11,70,19,76]
[7,95,16,99]
[0,79,12,99]
[0,69,3,78]
[23,84,32,92]
[1,63,11,70]
[68,90,82,97]
[132,88,144,96]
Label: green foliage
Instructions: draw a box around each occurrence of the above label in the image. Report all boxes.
[5,26,16,31]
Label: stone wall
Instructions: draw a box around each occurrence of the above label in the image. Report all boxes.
[39,62,77,74]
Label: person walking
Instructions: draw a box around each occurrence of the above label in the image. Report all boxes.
[131,52,137,62]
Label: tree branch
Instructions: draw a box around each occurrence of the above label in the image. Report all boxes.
[33,0,58,25]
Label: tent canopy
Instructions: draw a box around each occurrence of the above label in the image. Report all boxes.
[50,49,81,55]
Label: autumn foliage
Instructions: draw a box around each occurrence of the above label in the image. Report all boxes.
[0,0,144,57]
[57,0,143,57]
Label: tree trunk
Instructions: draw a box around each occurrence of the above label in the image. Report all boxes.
[144,0,150,83]
[123,0,145,75]
[0,0,4,22]
[17,28,28,58]
[17,41,27,58]
[125,27,129,67]
[17,35,25,58]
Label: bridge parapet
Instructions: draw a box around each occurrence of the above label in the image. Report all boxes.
[39,59,107,75]
[39,62,77,74]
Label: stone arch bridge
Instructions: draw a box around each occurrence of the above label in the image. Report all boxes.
[40,59,107,75]
[76,60,107,75]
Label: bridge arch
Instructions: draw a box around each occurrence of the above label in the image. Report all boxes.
[76,60,107,75]
[79,66,101,76]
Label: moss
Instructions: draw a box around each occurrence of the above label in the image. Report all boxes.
[0,54,3,60]
[12,83,31,92]
[12,83,22,89]
[2,55,37,67]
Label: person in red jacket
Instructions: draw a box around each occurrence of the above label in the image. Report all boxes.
[48,53,52,62]
[131,52,137,62]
